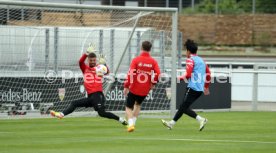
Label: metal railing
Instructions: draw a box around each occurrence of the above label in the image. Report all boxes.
[3,0,275,14]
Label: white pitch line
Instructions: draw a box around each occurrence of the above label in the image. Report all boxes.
[116,137,276,144]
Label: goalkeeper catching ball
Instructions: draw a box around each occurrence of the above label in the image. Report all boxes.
[50,44,127,126]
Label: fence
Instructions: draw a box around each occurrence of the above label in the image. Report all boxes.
[210,62,276,111]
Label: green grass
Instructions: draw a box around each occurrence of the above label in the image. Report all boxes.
[0,112,276,153]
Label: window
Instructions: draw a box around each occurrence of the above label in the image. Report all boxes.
[82,0,101,5]
[125,1,138,7]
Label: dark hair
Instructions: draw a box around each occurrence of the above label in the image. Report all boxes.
[142,41,152,52]
[88,52,97,58]
[184,39,198,54]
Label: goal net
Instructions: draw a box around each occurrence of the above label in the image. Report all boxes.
[0,1,178,118]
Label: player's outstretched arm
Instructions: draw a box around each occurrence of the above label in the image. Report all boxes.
[79,54,87,73]
[79,43,97,73]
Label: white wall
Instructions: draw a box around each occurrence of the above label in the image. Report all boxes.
[222,70,276,102]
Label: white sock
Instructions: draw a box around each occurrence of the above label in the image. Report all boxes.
[119,117,125,123]
[133,117,137,125]
[60,112,64,117]
[196,115,204,122]
[169,120,176,125]
[128,118,134,126]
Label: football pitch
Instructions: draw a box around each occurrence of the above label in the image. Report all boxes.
[0,112,275,153]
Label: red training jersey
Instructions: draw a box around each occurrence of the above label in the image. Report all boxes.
[124,51,161,96]
[79,54,109,95]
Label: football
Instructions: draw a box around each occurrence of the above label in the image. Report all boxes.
[95,64,108,76]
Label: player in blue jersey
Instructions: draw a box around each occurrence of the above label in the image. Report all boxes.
[162,39,211,131]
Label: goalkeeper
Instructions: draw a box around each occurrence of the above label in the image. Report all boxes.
[50,44,127,126]
[124,41,161,132]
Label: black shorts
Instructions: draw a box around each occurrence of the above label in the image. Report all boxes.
[85,91,105,111]
[125,92,147,109]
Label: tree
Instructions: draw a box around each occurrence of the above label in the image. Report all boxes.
[183,0,241,14]
[237,0,275,13]
[182,0,276,14]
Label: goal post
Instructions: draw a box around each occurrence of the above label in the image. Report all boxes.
[0,0,178,118]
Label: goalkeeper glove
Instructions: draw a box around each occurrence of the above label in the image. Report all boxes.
[86,43,96,55]
[98,54,106,65]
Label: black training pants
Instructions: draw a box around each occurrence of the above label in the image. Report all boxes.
[62,92,119,121]
[173,88,203,121]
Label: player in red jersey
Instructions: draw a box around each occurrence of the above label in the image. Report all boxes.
[50,44,127,126]
[124,41,161,132]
